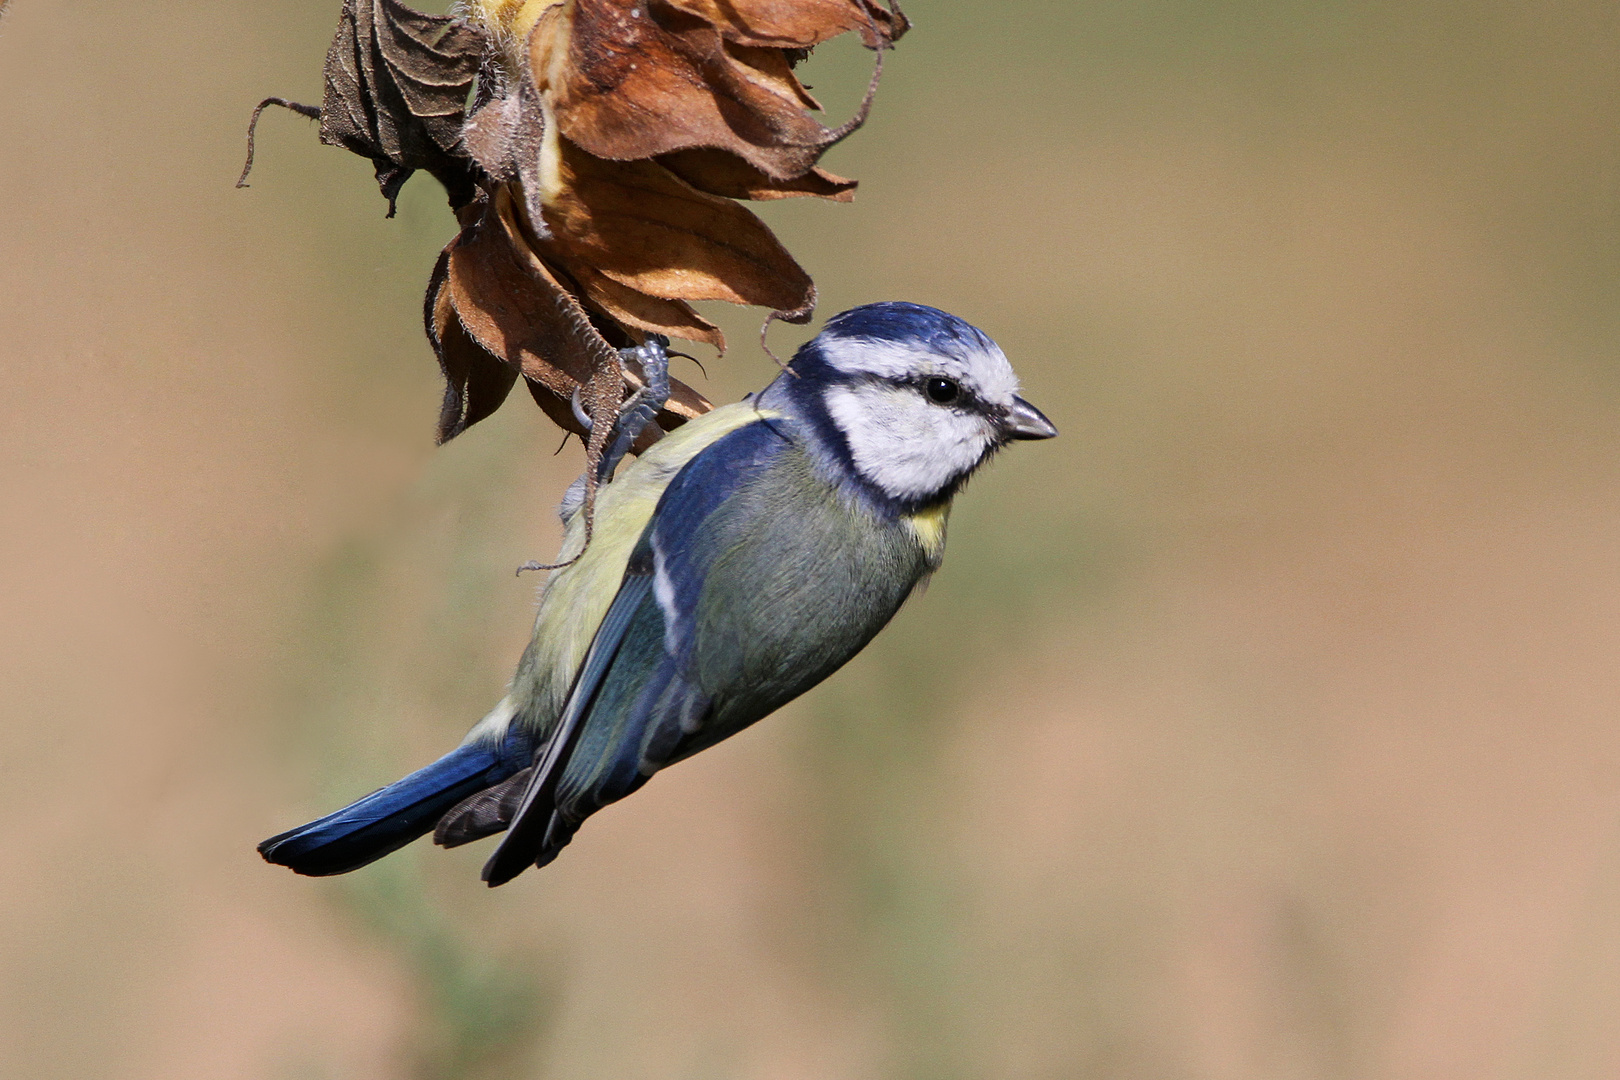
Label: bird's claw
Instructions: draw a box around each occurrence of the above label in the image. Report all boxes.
[570,385,593,433]
[553,337,675,527]
[594,334,672,484]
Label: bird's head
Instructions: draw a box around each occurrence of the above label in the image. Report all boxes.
[763,302,1057,511]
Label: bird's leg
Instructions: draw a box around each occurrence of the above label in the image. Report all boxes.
[594,334,671,485]
[537,336,674,543]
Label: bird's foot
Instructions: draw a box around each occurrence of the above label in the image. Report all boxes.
[554,336,674,527]
[595,334,672,484]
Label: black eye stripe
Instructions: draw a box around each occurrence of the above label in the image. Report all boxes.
[915,375,992,413]
[838,371,992,413]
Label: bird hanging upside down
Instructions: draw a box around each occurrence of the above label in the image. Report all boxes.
[259,302,1057,886]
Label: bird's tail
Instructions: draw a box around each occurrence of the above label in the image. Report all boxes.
[259,742,521,877]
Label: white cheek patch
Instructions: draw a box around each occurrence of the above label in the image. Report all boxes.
[818,336,1023,407]
[824,384,995,501]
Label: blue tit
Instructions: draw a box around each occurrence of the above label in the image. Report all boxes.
[260,302,1057,886]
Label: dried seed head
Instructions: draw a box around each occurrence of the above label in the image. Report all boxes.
[246,0,906,455]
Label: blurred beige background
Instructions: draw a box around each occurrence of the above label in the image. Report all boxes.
[5,0,1620,1077]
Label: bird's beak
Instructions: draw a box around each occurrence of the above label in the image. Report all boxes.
[1002,396,1058,440]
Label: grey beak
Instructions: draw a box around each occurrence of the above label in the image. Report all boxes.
[1003,395,1058,440]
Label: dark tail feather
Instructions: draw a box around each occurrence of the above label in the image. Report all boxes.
[433,765,533,849]
[259,744,519,876]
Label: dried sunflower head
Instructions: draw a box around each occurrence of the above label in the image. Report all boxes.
[244,0,906,455]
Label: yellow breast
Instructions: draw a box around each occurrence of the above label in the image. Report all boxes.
[903,502,951,568]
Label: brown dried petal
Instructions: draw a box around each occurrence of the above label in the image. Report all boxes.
[370,0,483,138]
[433,186,713,440]
[445,195,594,398]
[534,138,814,314]
[540,0,845,181]
[564,261,727,348]
[656,149,855,201]
[662,0,907,49]
[426,248,522,444]
[461,86,525,184]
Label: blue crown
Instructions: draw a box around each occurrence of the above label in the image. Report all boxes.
[820,301,995,355]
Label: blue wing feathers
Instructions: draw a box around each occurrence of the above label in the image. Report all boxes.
[480,573,660,885]
[482,421,787,883]
[639,421,793,681]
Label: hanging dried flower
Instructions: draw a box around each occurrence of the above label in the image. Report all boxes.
[241,0,906,472]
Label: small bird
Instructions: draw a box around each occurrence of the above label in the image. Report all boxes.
[260,302,1056,886]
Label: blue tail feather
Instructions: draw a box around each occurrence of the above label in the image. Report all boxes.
[259,740,526,877]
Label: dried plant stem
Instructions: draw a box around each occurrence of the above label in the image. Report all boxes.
[236,97,322,188]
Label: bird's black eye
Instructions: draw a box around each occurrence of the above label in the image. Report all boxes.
[925,377,961,405]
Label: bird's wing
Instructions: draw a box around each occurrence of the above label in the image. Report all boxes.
[480,418,788,885]
[481,569,661,884]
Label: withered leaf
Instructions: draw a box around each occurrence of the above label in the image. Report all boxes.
[321,0,484,213]
[461,71,556,236]
[559,259,727,349]
[444,187,608,398]
[664,0,907,49]
[533,137,815,317]
[429,186,711,443]
[426,245,521,444]
[461,81,532,186]
[657,148,855,202]
[535,0,892,181]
